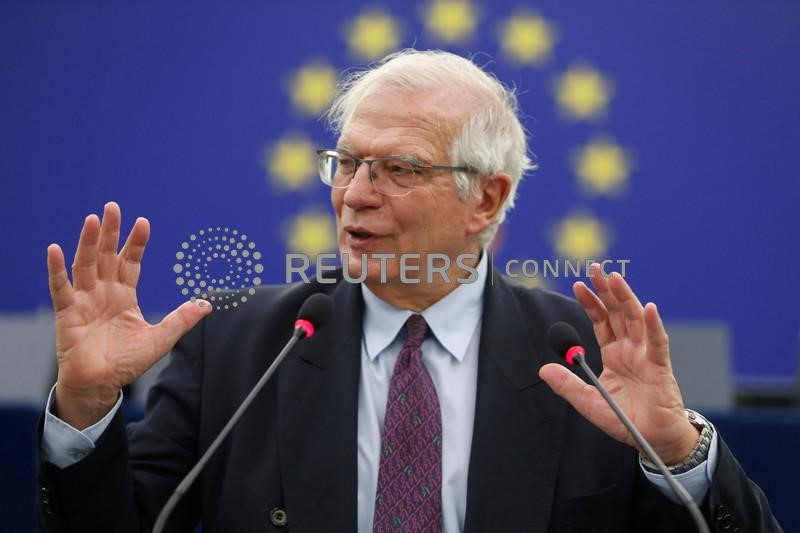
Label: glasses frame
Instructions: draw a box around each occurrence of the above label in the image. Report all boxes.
[316,148,476,197]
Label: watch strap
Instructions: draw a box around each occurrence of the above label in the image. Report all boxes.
[640,409,714,475]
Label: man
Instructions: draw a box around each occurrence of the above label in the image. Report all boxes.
[38,50,780,532]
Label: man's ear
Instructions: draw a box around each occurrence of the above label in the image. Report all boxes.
[467,173,513,236]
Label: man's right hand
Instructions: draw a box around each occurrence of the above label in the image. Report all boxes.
[47,202,211,429]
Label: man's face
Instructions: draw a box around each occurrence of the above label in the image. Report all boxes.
[331,88,486,289]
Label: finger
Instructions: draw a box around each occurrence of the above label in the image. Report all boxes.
[118,217,150,288]
[573,281,613,346]
[588,264,627,340]
[97,202,122,280]
[608,272,645,343]
[47,244,75,312]
[644,302,671,367]
[150,300,213,361]
[72,214,101,291]
[539,362,602,421]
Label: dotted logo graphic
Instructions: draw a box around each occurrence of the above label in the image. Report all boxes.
[174,227,264,311]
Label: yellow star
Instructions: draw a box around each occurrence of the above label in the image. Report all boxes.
[285,210,336,257]
[345,10,402,61]
[263,136,317,190]
[573,137,631,195]
[288,61,337,116]
[498,11,556,66]
[553,64,613,120]
[552,212,610,260]
[423,0,478,44]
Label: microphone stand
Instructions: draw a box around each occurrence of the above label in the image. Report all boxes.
[573,354,710,533]
[152,327,307,533]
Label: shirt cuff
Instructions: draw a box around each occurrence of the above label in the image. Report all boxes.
[41,383,123,469]
[640,423,720,505]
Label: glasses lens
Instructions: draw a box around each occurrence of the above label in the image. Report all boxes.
[317,151,417,196]
[372,158,416,196]
[318,151,351,187]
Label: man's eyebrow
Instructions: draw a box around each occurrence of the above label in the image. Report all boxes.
[333,145,430,164]
[391,152,428,165]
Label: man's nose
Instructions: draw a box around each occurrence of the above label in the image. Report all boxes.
[343,161,383,208]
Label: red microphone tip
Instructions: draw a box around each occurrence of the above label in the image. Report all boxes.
[565,345,585,365]
[295,319,315,338]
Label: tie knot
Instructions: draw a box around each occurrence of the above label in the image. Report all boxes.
[404,314,428,348]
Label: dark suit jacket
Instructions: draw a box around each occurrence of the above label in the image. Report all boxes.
[37,271,780,532]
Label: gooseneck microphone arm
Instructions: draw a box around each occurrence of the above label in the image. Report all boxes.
[571,354,710,533]
[547,322,710,533]
[153,293,333,533]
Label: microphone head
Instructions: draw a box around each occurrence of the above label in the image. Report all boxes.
[547,322,585,364]
[294,293,333,338]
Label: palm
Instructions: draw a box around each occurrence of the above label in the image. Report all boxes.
[592,338,682,449]
[47,203,210,427]
[56,282,154,391]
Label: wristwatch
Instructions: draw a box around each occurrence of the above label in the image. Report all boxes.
[640,409,714,475]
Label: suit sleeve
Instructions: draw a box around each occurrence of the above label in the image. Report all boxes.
[36,320,206,533]
[701,437,783,532]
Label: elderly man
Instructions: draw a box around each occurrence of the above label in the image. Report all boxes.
[38,50,779,532]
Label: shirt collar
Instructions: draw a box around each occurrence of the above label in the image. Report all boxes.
[361,253,487,362]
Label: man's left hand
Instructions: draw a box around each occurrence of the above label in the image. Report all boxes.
[539,264,700,465]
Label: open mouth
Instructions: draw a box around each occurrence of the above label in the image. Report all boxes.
[348,229,374,239]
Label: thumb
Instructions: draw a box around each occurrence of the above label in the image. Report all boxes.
[152,299,212,356]
[539,362,597,417]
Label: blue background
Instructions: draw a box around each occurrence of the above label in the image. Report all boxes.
[3,1,798,383]
[1,1,798,530]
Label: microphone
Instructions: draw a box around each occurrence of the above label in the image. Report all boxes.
[294,292,334,339]
[546,322,710,533]
[153,293,334,533]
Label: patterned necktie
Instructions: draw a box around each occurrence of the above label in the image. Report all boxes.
[373,314,442,533]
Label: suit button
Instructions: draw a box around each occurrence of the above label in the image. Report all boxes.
[40,487,53,514]
[269,507,288,528]
[721,513,733,529]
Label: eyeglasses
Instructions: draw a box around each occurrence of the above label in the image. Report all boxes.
[316,148,475,197]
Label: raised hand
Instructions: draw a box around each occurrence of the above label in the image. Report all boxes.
[538,264,699,465]
[47,202,211,429]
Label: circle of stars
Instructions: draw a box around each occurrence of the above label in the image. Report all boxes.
[258,1,634,270]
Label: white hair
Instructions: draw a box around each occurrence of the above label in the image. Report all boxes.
[325,49,537,248]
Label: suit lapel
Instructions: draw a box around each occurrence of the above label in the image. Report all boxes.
[464,271,566,533]
[278,280,363,531]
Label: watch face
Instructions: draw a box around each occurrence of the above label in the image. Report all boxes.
[686,409,709,428]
